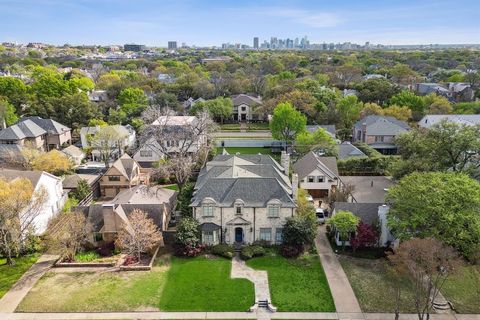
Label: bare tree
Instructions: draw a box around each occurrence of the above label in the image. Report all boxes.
[115,209,162,261]
[328,183,355,204]
[45,211,90,262]
[139,107,216,191]
[388,238,461,320]
[90,126,127,167]
[0,178,47,265]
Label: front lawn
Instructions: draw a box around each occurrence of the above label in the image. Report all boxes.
[442,265,480,314]
[216,147,275,156]
[17,255,254,312]
[0,254,40,299]
[247,253,335,312]
[339,256,417,313]
[159,256,254,311]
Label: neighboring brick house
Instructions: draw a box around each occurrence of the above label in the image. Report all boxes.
[99,154,146,198]
[16,116,71,150]
[76,185,177,245]
[293,151,340,198]
[353,115,410,154]
[190,154,297,246]
[232,94,264,122]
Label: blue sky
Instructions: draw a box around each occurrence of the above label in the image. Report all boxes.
[0,0,479,46]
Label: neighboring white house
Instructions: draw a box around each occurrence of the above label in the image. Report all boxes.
[332,202,394,247]
[293,151,340,198]
[418,114,480,129]
[134,116,206,168]
[232,94,264,122]
[190,154,297,246]
[80,125,136,162]
[0,169,67,234]
[61,145,85,165]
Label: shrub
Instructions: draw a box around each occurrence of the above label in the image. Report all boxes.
[211,244,234,259]
[96,242,115,257]
[282,214,317,252]
[281,244,302,258]
[175,244,205,257]
[75,251,100,262]
[176,182,194,218]
[240,245,265,260]
[124,255,139,265]
[350,221,379,251]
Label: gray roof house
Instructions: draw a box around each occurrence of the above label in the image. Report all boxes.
[16,116,71,150]
[337,142,367,160]
[76,185,177,244]
[418,114,480,129]
[353,115,410,154]
[191,154,297,246]
[0,120,47,150]
[306,125,336,139]
[231,94,264,122]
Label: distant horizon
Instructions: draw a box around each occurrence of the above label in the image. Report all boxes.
[0,0,479,46]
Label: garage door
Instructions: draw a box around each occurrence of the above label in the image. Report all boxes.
[104,187,117,198]
[308,189,329,198]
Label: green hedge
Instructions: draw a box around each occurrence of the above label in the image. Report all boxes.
[240,245,265,260]
[338,156,399,175]
[211,244,235,259]
[353,142,383,157]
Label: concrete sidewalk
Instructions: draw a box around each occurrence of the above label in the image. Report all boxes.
[0,254,58,312]
[315,225,363,314]
[1,312,479,320]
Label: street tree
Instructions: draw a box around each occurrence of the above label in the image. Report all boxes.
[388,238,461,320]
[270,102,306,147]
[386,172,480,260]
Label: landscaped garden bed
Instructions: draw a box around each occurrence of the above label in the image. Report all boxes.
[120,246,160,271]
[247,249,335,312]
[54,245,121,268]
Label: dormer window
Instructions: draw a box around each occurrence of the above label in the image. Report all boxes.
[267,204,280,218]
[236,206,242,215]
[202,205,215,217]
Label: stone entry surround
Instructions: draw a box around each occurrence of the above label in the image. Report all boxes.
[230,255,276,312]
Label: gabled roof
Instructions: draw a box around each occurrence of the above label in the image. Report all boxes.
[337,143,367,160]
[418,114,480,128]
[62,145,84,158]
[107,153,138,180]
[232,94,262,107]
[0,168,59,188]
[17,116,70,135]
[354,115,410,136]
[112,185,176,206]
[0,120,46,140]
[334,202,385,225]
[293,152,339,181]
[80,125,130,137]
[306,125,336,138]
[191,154,295,208]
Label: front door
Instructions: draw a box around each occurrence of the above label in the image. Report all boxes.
[241,113,247,121]
[235,227,243,243]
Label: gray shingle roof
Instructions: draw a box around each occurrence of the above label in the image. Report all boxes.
[0,168,49,189]
[191,154,295,208]
[306,125,336,137]
[418,114,480,129]
[0,120,46,140]
[293,152,339,181]
[17,116,70,135]
[337,143,366,160]
[232,94,262,106]
[354,115,410,136]
[334,202,385,225]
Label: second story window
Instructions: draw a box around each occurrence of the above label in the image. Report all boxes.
[108,176,121,181]
[140,150,153,157]
[375,136,384,142]
[202,205,215,217]
[235,205,242,215]
[308,176,315,183]
[317,176,325,183]
[267,204,280,218]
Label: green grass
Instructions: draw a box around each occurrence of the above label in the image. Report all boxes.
[442,265,480,313]
[216,147,275,156]
[159,256,254,311]
[17,255,254,312]
[0,253,40,299]
[74,251,101,262]
[163,184,179,191]
[247,253,335,312]
[339,256,417,313]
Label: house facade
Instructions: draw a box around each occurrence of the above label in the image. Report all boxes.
[16,116,71,150]
[0,169,67,234]
[0,120,47,150]
[190,154,297,246]
[293,152,340,198]
[353,115,410,155]
[80,125,135,162]
[99,154,144,198]
[232,94,264,122]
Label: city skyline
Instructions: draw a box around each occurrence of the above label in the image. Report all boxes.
[0,0,479,46]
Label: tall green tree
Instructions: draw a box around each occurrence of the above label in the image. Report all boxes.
[270,102,306,146]
[328,211,360,251]
[294,128,336,156]
[386,172,480,260]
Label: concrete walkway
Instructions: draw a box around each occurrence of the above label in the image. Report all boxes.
[231,256,273,309]
[315,225,363,314]
[0,254,58,312]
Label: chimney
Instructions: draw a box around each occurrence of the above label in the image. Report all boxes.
[281,151,290,175]
[292,173,299,202]
[102,204,116,233]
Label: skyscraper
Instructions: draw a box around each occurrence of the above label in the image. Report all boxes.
[168,41,177,49]
[253,37,259,49]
